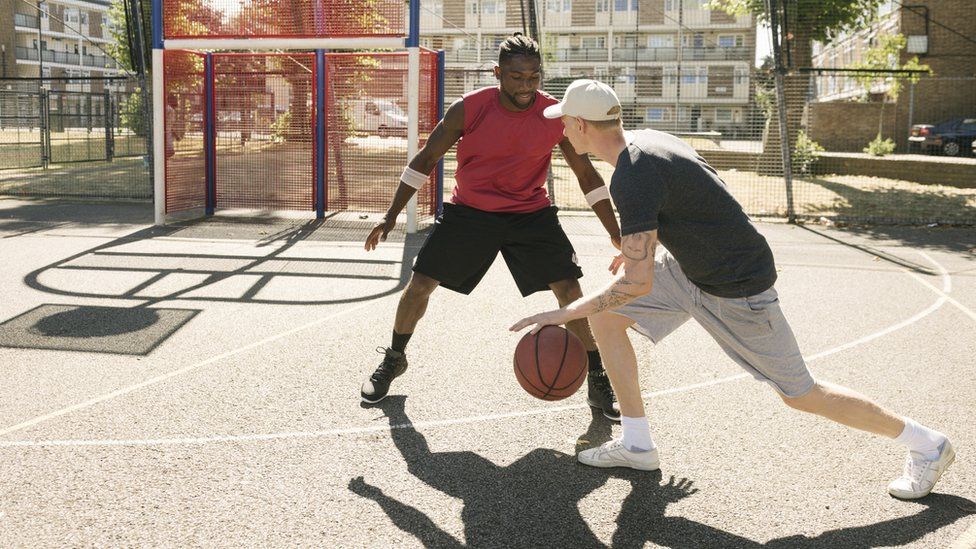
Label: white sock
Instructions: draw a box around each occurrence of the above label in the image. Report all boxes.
[894,417,946,460]
[621,415,655,453]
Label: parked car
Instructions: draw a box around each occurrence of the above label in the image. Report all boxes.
[908,117,976,156]
[343,98,408,137]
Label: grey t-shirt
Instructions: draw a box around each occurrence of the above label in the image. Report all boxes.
[610,129,776,298]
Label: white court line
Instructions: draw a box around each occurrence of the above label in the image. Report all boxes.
[0,298,388,438]
[0,253,957,448]
[910,252,976,322]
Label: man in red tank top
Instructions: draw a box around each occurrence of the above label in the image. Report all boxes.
[360,34,622,420]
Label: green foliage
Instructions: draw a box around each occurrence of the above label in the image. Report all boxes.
[851,33,930,101]
[270,111,291,143]
[707,0,888,44]
[794,130,825,174]
[864,133,896,156]
[755,84,776,121]
[120,91,147,136]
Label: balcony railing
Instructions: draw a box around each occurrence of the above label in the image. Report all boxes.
[14,13,40,28]
[611,47,751,63]
[15,46,116,68]
[612,47,679,62]
[551,48,609,62]
[15,46,39,61]
[444,49,480,63]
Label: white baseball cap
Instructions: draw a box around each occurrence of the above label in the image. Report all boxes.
[543,79,622,121]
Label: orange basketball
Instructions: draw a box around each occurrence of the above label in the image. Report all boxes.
[514,325,588,401]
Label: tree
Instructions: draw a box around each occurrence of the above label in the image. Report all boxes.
[851,33,930,153]
[708,0,889,171]
[708,0,889,67]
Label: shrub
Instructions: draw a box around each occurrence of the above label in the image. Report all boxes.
[794,131,825,174]
[864,133,896,156]
[270,111,291,142]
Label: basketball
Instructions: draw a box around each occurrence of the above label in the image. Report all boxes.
[514,325,588,401]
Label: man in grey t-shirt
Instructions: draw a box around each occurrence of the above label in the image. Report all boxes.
[511,79,954,500]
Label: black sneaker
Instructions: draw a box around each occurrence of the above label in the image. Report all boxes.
[587,369,621,422]
[361,347,408,404]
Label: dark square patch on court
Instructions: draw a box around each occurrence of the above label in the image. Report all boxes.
[0,304,199,355]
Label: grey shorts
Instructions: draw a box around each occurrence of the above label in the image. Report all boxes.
[613,251,815,398]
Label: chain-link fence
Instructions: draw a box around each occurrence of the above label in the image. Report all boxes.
[0,76,151,200]
[4,4,974,227]
[437,67,974,226]
[424,0,974,227]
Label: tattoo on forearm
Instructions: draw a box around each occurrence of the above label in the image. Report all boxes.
[622,232,652,261]
[594,284,638,313]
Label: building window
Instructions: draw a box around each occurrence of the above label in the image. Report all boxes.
[547,0,571,12]
[422,0,444,18]
[582,36,606,49]
[718,35,743,48]
[80,12,88,24]
[615,34,637,48]
[663,66,678,84]
[648,35,674,48]
[615,0,637,11]
[647,108,667,121]
[596,0,610,13]
[734,67,749,84]
[682,67,706,84]
[715,108,732,122]
[483,0,506,14]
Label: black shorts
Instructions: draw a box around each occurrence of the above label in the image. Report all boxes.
[413,203,583,297]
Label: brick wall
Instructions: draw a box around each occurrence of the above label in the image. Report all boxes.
[572,0,595,27]
[709,6,737,24]
[813,153,976,188]
[696,149,975,188]
[0,0,14,77]
[807,101,900,152]
[89,11,102,39]
[48,5,63,33]
[639,0,666,25]
[443,0,464,29]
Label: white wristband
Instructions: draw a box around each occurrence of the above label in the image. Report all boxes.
[584,186,611,207]
[400,166,429,189]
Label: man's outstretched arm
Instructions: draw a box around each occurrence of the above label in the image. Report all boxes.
[559,137,622,250]
[510,229,657,333]
[365,99,465,250]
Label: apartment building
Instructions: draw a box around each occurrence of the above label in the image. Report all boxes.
[0,0,125,91]
[419,0,756,136]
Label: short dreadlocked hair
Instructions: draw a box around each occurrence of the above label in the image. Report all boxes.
[498,33,541,65]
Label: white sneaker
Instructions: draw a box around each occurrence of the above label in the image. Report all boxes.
[577,438,660,471]
[888,439,955,499]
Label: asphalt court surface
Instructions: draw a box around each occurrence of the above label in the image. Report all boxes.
[0,197,975,547]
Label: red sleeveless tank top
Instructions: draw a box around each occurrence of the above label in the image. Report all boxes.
[452,87,565,213]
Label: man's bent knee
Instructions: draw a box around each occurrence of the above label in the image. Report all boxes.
[405,272,440,298]
[780,382,825,413]
[589,311,633,340]
[549,278,583,304]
